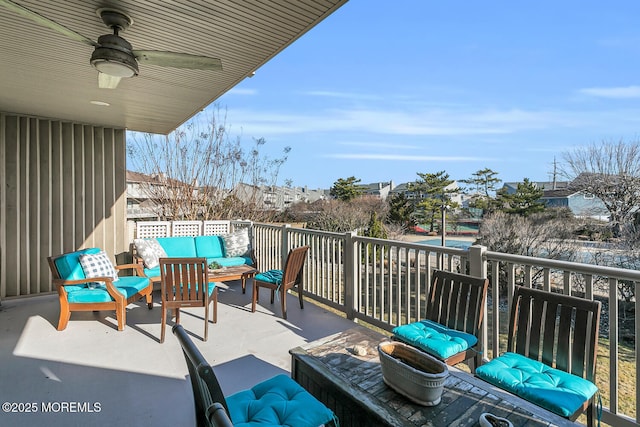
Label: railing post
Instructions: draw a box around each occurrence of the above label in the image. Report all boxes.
[344,231,358,321]
[469,245,487,278]
[281,224,291,267]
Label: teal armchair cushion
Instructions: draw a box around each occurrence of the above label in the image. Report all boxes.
[392,319,477,360]
[156,237,197,257]
[226,374,334,427]
[54,248,101,280]
[67,276,151,303]
[475,352,598,418]
[194,235,225,259]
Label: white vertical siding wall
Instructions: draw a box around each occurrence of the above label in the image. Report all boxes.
[0,112,127,299]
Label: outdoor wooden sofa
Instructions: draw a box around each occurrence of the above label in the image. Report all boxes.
[392,269,489,370]
[172,324,337,427]
[476,286,601,426]
[48,248,153,331]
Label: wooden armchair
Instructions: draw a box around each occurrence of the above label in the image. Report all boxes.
[159,257,217,343]
[476,286,601,426]
[251,246,310,319]
[48,248,153,331]
[392,269,489,370]
[172,324,336,427]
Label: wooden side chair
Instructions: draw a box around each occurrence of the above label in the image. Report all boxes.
[159,257,218,343]
[251,245,309,319]
[476,286,601,426]
[48,248,153,331]
[392,269,489,370]
[172,324,337,427]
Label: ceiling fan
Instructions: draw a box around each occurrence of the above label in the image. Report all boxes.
[0,0,223,89]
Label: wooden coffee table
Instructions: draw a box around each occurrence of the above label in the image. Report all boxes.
[208,265,257,294]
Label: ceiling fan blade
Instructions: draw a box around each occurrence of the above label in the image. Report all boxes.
[0,0,96,47]
[133,50,223,70]
[98,72,121,89]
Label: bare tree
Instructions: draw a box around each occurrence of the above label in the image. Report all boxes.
[562,140,640,237]
[127,105,289,221]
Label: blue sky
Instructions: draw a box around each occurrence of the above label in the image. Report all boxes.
[213,1,640,190]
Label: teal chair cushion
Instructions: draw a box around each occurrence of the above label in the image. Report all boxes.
[67,276,151,304]
[156,237,197,257]
[392,319,477,360]
[255,270,283,285]
[54,248,101,280]
[475,352,598,418]
[226,374,334,427]
[210,256,253,268]
[144,266,161,278]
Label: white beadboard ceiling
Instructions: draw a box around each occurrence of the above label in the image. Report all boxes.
[0,0,348,134]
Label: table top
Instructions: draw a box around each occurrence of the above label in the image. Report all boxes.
[207,264,257,280]
[290,326,581,427]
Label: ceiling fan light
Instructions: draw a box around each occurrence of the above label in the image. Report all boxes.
[90,44,139,77]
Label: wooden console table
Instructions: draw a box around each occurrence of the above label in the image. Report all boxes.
[290,326,581,427]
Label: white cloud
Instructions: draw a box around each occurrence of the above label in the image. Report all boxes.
[327,153,493,162]
[301,90,382,100]
[579,86,640,98]
[339,141,421,150]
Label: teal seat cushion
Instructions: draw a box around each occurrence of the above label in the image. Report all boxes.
[209,256,252,268]
[475,352,598,418]
[392,319,477,360]
[226,374,334,427]
[194,235,225,259]
[67,276,150,303]
[54,248,101,280]
[144,266,161,278]
[255,270,283,285]
[156,237,197,257]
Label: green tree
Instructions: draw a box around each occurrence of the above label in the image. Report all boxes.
[461,168,502,215]
[365,211,388,239]
[496,178,545,216]
[388,192,415,229]
[330,176,366,201]
[408,171,459,232]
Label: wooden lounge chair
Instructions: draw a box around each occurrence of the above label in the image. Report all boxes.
[392,269,489,370]
[476,286,601,426]
[48,248,153,331]
[159,257,218,343]
[172,324,336,427]
[252,246,309,319]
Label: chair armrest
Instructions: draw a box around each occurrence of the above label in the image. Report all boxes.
[206,403,233,427]
[115,263,147,277]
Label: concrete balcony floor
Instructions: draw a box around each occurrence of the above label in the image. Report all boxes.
[0,281,357,427]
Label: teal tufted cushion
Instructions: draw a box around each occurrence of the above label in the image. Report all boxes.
[226,374,334,427]
[195,235,225,259]
[392,319,477,360]
[54,248,101,280]
[255,270,283,285]
[156,237,197,257]
[475,352,598,418]
[66,276,150,303]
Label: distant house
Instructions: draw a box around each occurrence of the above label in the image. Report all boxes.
[362,181,395,199]
[500,180,609,220]
[126,171,163,220]
[234,183,327,211]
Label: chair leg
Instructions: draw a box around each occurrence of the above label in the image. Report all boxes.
[297,282,304,310]
[252,282,259,312]
[146,291,153,309]
[280,287,287,320]
[211,288,218,324]
[57,298,71,331]
[586,400,594,427]
[160,305,167,343]
[204,302,209,342]
[116,304,126,331]
[270,289,275,304]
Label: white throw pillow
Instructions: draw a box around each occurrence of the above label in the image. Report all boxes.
[222,229,251,257]
[79,250,119,282]
[134,238,167,269]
